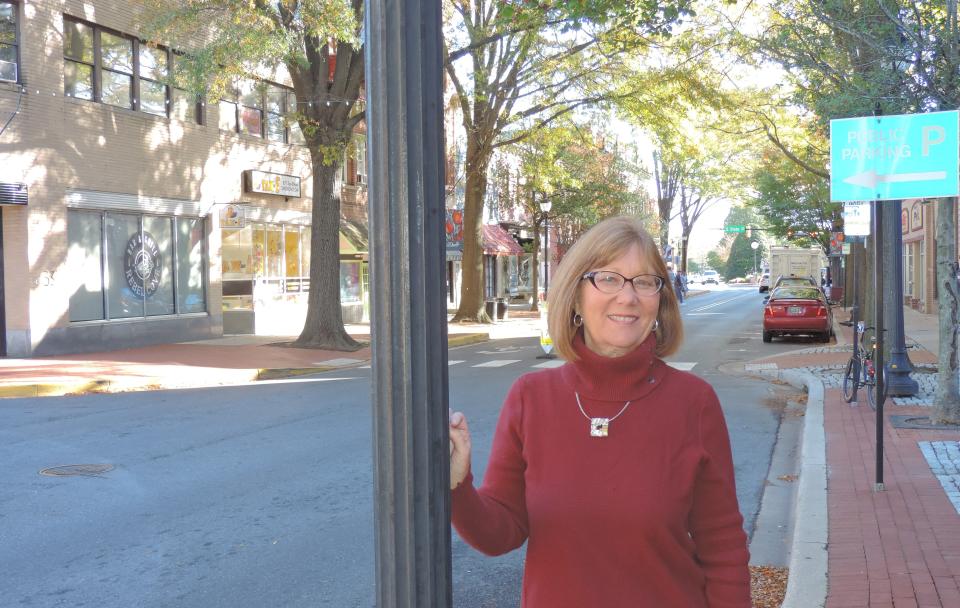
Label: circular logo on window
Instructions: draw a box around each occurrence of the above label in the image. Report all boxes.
[124,231,163,298]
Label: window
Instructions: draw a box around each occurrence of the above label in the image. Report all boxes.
[62,17,200,122]
[138,44,168,116]
[67,210,207,321]
[64,19,94,100]
[220,79,295,141]
[0,1,17,82]
[100,31,133,108]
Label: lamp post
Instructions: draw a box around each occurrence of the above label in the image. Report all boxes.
[539,195,553,299]
[751,240,759,279]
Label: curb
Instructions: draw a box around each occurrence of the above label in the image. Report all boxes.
[757,368,828,608]
[0,379,111,398]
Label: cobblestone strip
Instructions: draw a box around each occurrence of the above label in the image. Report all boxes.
[919,441,960,515]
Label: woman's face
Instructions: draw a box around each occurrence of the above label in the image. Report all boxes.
[578,243,661,358]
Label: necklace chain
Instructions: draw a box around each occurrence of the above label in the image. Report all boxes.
[575,392,632,423]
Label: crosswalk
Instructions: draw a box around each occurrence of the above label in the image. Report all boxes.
[363,359,697,371]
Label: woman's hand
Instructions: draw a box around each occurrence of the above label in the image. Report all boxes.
[449,410,472,490]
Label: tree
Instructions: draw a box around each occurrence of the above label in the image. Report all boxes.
[444,0,692,322]
[145,0,365,351]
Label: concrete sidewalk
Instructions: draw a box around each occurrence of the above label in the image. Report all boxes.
[753,304,960,607]
[0,309,547,398]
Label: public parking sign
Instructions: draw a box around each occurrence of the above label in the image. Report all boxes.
[830,110,959,202]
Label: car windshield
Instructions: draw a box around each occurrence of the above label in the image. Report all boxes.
[771,287,821,300]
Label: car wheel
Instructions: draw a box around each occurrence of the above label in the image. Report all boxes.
[821,331,831,343]
[762,331,772,343]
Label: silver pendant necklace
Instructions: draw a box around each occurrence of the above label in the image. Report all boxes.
[575,392,632,438]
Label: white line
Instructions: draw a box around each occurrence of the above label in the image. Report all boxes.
[448,360,464,366]
[666,362,697,371]
[532,360,566,369]
[686,312,725,316]
[473,360,521,368]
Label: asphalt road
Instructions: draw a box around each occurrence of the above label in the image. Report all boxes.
[0,284,808,607]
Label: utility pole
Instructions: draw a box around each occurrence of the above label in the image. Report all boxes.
[366,1,452,606]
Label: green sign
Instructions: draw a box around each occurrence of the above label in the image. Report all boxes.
[724,225,745,233]
[830,110,959,202]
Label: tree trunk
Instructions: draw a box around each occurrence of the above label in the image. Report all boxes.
[934,196,960,423]
[452,137,492,323]
[294,156,363,350]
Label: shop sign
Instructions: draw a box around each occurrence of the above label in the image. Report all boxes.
[125,231,163,298]
[245,170,301,198]
[221,204,246,229]
[0,182,27,205]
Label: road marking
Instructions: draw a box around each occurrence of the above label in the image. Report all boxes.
[685,312,724,316]
[744,363,778,371]
[315,358,365,367]
[666,362,697,371]
[532,359,565,369]
[473,360,521,368]
[691,296,751,312]
[449,360,464,366]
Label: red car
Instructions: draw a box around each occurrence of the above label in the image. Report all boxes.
[762,285,833,343]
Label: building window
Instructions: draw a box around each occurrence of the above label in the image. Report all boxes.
[138,44,168,117]
[63,17,200,122]
[218,90,238,132]
[265,85,287,142]
[219,79,295,141]
[67,210,207,322]
[0,1,18,82]
[64,19,94,100]
[100,31,133,109]
[239,80,263,137]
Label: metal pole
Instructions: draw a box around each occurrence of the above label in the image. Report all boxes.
[885,199,918,395]
[544,212,549,299]
[366,1,452,606]
[874,196,886,491]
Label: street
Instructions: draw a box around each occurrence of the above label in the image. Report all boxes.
[1,286,804,607]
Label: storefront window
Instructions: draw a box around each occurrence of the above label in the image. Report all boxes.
[67,211,104,321]
[143,216,175,316]
[222,224,254,278]
[266,225,283,278]
[285,226,300,279]
[105,213,144,318]
[177,218,206,313]
[340,261,362,303]
[67,210,207,322]
[301,226,311,277]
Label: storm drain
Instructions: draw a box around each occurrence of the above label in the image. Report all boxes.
[39,464,114,477]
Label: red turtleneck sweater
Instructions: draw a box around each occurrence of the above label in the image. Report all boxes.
[451,334,751,607]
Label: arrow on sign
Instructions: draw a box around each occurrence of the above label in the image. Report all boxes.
[842,169,947,189]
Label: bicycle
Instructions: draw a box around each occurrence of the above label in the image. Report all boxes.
[842,321,887,408]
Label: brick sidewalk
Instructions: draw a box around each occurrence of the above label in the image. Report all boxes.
[824,391,960,608]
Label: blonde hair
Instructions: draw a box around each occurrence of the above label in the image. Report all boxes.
[547,216,683,360]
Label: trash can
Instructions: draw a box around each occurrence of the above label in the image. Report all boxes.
[485,300,497,322]
[496,298,508,320]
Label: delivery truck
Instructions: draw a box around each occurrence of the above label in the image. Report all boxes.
[768,246,825,286]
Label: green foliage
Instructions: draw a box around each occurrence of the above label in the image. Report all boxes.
[705,250,724,271]
[724,234,758,280]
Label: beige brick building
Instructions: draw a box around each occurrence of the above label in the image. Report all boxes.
[0,1,368,356]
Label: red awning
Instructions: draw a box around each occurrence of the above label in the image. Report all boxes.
[482,224,525,256]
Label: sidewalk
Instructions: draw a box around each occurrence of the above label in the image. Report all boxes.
[0,307,546,398]
[751,305,960,607]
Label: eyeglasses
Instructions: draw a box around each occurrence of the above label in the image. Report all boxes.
[582,271,665,296]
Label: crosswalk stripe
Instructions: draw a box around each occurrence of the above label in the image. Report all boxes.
[532,360,565,369]
[666,361,697,371]
[473,360,521,368]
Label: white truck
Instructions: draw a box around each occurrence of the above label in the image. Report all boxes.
[768,246,825,287]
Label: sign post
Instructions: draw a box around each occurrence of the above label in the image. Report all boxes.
[831,109,960,493]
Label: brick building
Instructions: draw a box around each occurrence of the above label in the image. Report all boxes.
[0,1,368,356]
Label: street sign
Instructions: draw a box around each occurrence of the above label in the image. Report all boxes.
[843,201,871,236]
[724,225,745,233]
[830,110,959,202]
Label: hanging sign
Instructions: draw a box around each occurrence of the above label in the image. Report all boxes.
[244,170,302,198]
[220,204,246,229]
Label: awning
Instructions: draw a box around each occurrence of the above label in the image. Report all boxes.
[483,224,524,256]
[340,218,369,253]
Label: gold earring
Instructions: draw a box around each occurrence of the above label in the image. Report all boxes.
[573,313,583,327]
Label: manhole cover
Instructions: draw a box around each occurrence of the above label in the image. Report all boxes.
[39,464,114,477]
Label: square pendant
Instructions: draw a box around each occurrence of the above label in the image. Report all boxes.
[590,417,610,437]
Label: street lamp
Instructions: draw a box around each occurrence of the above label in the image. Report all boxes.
[538,194,553,299]
[750,240,759,279]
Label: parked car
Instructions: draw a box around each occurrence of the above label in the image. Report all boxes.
[762,285,833,343]
[758,272,770,293]
[702,270,720,285]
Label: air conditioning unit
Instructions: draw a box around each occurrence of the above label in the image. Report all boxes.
[0,60,17,83]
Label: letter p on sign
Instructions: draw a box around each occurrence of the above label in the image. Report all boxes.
[922,125,946,156]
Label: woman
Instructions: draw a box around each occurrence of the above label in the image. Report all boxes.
[449,216,750,607]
